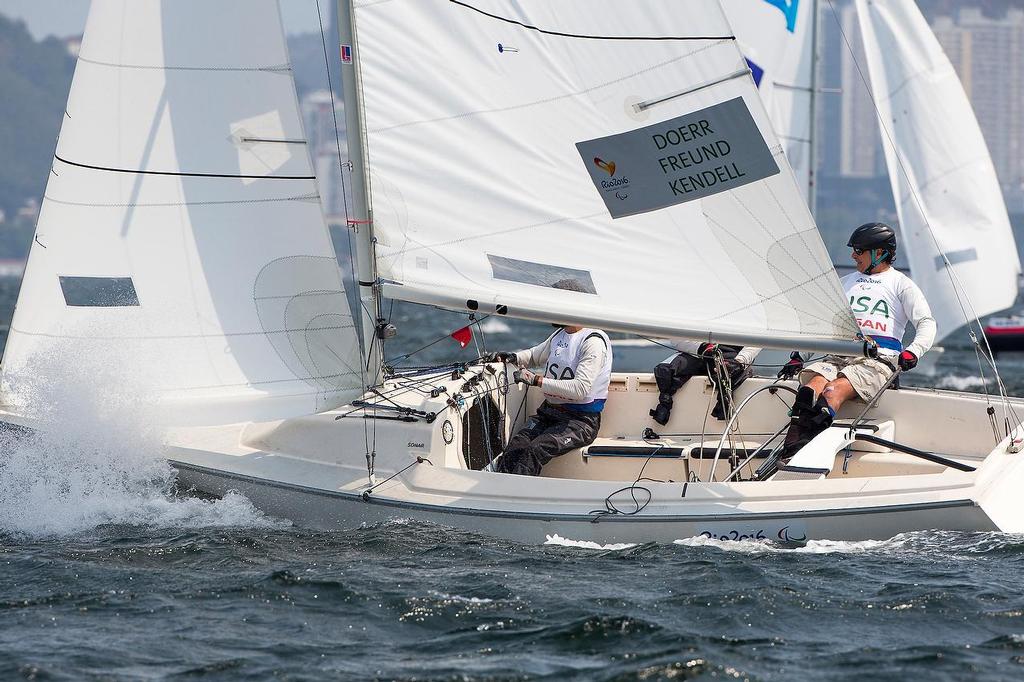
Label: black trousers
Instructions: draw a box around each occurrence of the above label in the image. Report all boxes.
[495,401,601,477]
[651,347,748,424]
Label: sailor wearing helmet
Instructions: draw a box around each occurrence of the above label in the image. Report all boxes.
[776,222,937,457]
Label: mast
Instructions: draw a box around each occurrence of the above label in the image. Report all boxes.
[336,0,382,384]
[807,0,820,216]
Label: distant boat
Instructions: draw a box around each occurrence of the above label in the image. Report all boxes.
[983,316,1024,354]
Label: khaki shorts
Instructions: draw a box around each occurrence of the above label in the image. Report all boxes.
[800,355,897,402]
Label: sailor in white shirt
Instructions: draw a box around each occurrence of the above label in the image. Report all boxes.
[649,341,761,425]
[779,222,936,456]
[489,324,612,477]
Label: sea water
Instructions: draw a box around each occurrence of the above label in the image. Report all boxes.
[2,288,1024,680]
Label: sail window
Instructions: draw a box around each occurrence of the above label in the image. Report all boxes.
[935,248,978,270]
[487,255,597,294]
[59,276,140,307]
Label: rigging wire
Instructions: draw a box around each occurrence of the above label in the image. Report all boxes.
[315,0,376,476]
[385,314,493,366]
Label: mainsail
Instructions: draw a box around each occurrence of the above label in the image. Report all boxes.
[722,0,817,205]
[0,0,364,424]
[855,0,1020,343]
[351,0,861,354]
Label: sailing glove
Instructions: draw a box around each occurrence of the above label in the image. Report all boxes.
[696,342,719,357]
[777,352,804,380]
[514,369,541,387]
[898,350,918,371]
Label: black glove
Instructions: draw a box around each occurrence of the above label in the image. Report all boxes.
[777,351,804,380]
[898,350,918,371]
[513,368,540,386]
[696,342,718,358]
[486,351,518,364]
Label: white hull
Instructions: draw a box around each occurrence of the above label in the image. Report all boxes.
[157,365,1024,544]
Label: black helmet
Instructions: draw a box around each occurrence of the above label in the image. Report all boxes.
[847,222,897,253]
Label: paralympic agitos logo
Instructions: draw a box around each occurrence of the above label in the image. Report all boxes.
[593,156,629,194]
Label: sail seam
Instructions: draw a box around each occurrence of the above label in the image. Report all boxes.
[701,215,849,330]
[76,55,291,73]
[749,180,855,324]
[883,64,957,103]
[53,154,315,180]
[705,268,848,331]
[156,372,363,391]
[383,211,606,252]
[720,197,834,305]
[8,325,357,341]
[42,194,321,208]
[761,184,852,313]
[448,1,732,41]
[367,40,731,134]
[895,156,990,207]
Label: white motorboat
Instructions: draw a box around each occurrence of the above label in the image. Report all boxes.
[2,0,1023,544]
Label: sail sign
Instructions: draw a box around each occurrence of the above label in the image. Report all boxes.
[576,97,779,219]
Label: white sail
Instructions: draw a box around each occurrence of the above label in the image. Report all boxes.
[0,0,364,425]
[352,0,861,354]
[856,0,1021,344]
[722,0,816,204]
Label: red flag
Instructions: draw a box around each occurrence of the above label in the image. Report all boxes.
[450,325,473,348]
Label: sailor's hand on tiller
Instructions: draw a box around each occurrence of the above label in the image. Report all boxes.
[777,352,804,380]
[898,350,918,371]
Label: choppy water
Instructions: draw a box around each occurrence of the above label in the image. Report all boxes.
[3,289,1024,680]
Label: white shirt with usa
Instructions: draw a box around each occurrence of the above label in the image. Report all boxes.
[841,268,936,357]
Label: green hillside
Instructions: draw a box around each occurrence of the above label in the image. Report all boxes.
[0,14,74,223]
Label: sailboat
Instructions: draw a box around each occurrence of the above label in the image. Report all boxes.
[3,0,1024,544]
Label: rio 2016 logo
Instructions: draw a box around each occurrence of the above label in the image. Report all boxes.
[697,525,807,543]
[593,157,616,176]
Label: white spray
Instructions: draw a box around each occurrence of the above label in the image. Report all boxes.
[0,342,282,538]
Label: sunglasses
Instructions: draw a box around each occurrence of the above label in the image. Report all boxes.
[853,248,868,255]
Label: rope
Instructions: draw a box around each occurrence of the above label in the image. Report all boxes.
[589,450,658,521]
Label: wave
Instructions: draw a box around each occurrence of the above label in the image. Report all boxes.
[673,534,888,554]
[935,374,988,391]
[544,533,638,551]
[0,350,278,538]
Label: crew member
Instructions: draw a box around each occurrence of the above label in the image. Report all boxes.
[649,341,761,424]
[778,222,936,456]
[489,323,612,477]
